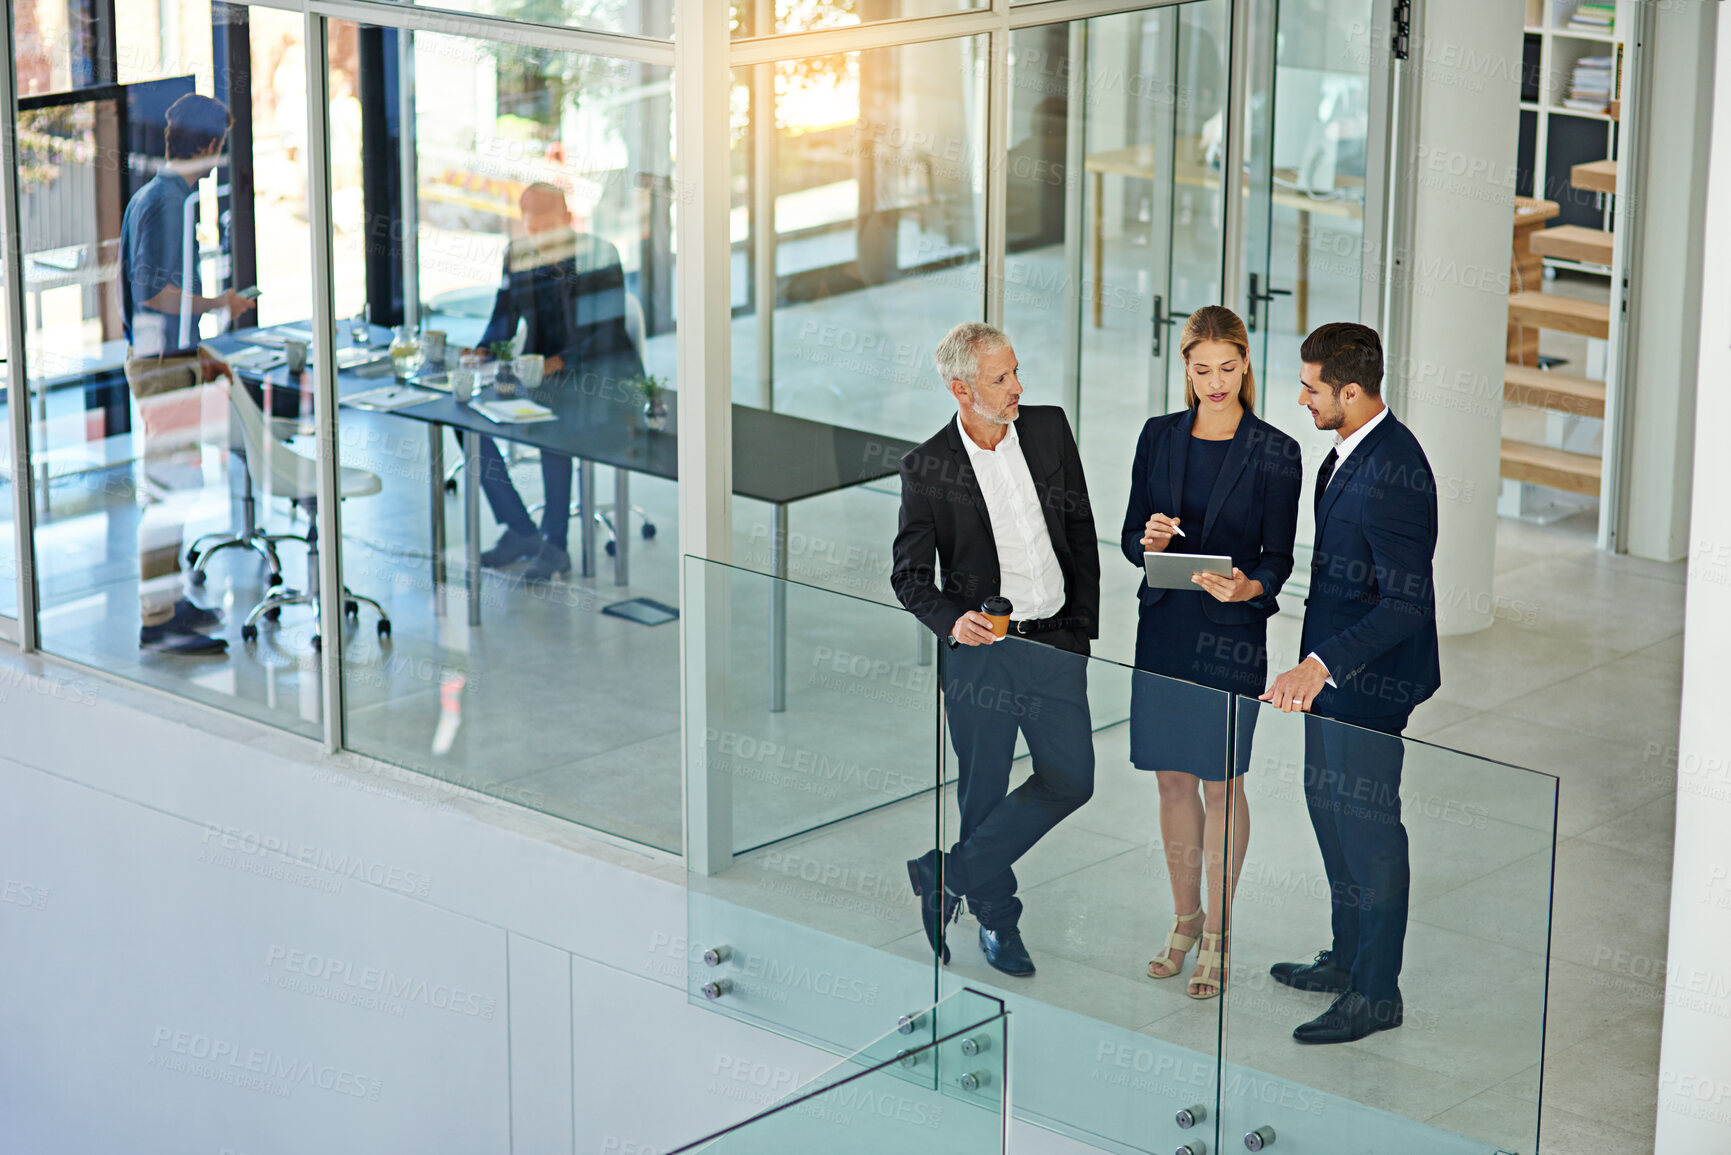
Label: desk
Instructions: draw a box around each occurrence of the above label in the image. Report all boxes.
[1083,140,1365,331]
[214,327,916,711]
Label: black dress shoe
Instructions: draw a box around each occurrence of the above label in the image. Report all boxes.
[906,852,959,965]
[1292,989,1403,1045]
[1270,950,1352,994]
[978,927,1035,977]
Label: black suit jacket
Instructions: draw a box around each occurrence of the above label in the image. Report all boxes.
[1303,410,1442,722]
[891,406,1099,652]
[1120,408,1303,625]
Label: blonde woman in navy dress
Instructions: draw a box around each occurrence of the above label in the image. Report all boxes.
[1121,306,1302,998]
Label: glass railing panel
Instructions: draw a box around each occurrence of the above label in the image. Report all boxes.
[669,991,1007,1155]
[937,632,1229,1155]
[686,557,943,1052]
[1218,698,1557,1154]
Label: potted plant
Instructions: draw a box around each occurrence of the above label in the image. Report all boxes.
[487,340,520,396]
[637,374,669,432]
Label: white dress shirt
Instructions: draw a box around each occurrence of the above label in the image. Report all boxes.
[1326,404,1388,480]
[956,416,1066,621]
[1308,404,1390,685]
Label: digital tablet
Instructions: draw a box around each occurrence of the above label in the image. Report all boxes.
[1144,552,1234,590]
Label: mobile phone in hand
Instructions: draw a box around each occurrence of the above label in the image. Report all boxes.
[236,285,263,300]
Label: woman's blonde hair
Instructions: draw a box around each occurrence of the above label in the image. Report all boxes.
[1179,305,1256,411]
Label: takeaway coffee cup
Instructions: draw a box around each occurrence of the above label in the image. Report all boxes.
[982,596,1013,639]
[283,339,308,375]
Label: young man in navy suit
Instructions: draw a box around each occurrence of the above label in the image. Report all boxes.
[1262,322,1441,1044]
[892,322,1099,978]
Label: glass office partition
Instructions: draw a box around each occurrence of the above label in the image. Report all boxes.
[0,240,13,620]
[998,1,1230,669]
[937,632,1227,1154]
[21,0,322,733]
[1241,0,1376,575]
[685,557,941,1051]
[730,36,985,441]
[326,20,681,851]
[684,564,1554,1151]
[1219,698,1557,1154]
[669,990,1008,1155]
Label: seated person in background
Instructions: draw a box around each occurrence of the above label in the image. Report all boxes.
[470,182,642,583]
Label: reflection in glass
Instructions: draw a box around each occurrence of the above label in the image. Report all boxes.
[730,0,987,39]
[732,38,985,442]
[1223,699,1556,1154]
[330,24,680,851]
[668,991,1008,1155]
[727,37,984,603]
[23,0,321,732]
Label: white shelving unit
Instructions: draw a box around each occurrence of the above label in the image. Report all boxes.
[1521,0,1623,275]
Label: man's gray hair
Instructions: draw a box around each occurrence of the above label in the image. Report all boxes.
[934,322,1011,388]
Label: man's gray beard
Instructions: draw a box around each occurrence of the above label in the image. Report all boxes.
[967,390,1014,425]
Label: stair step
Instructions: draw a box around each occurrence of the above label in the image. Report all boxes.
[1501,439,1602,496]
[1529,224,1613,266]
[1572,159,1617,195]
[1504,364,1606,418]
[1507,292,1611,339]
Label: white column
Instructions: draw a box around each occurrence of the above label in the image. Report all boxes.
[1388,0,1524,636]
[1655,11,1731,1151]
[675,0,735,875]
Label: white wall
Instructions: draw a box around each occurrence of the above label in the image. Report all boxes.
[1620,1,1715,562]
[0,650,1102,1155]
[1655,15,1731,1153]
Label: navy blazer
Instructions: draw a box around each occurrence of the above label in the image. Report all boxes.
[1120,408,1303,626]
[892,406,1100,649]
[1303,410,1442,721]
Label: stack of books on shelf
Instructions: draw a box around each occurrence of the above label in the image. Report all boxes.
[1567,2,1615,34]
[1563,54,1614,113]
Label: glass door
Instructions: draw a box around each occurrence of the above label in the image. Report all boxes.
[1000,1,1230,669]
[1239,0,1379,577]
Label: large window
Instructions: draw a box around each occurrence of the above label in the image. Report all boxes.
[22,0,322,729]
[328,22,681,850]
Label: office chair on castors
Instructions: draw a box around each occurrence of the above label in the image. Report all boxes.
[211,355,391,650]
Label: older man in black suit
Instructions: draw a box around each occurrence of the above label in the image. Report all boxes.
[892,321,1100,977]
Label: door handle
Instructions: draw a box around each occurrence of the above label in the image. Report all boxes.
[1151,295,1192,358]
[1246,272,1292,332]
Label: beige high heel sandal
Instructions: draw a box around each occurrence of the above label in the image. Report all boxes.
[1147,908,1204,979]
[1188,931,1227,1000]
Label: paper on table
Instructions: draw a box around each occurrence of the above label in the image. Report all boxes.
[344,385,441,411]
[472,398,557,424]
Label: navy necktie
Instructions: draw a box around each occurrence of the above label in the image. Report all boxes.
[1315,448,1339,511]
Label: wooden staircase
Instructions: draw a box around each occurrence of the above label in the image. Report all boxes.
[1528,224,1613,266]
[1501,161,1618,499]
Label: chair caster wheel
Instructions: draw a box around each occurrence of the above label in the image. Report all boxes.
[241,624,258,642]
[188,569,206,587]
[641,523,656,540]
[186,548,201,566]
[311,634,321,651]
[377,619,392,639]
[605,540,617,557]
[267,572,283,588]
[344,599,359,619]
[265,607,281,622]
[444,478,457,493]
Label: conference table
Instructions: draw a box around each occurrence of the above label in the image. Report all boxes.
[214,324,917,711]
